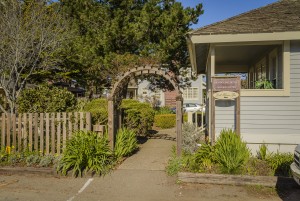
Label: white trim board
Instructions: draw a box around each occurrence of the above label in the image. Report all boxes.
[190,31,300,44]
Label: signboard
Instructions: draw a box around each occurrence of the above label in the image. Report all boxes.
[213,91,239,100]
[210,77,241,144]
[212,77,241,92]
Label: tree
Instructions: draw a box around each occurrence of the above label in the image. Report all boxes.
[0,0,68,113]
[59,0,203,92]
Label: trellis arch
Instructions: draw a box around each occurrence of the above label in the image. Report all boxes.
[107,65,183,155]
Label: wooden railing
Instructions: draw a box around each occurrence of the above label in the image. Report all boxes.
[0,112,92,155]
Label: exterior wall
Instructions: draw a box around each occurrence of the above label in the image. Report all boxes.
[214,40,300,153]
[183,75,206,105]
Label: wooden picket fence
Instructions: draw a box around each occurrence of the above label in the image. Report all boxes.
[0,112,92,155]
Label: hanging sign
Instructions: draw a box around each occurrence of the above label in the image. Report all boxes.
[212,78,240,92]
[213,91,239,100]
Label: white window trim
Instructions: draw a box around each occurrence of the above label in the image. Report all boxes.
[183,87,199,100]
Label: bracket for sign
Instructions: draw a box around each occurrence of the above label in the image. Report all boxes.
[211,76,241,145]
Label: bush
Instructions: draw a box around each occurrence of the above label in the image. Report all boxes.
[244,157,273,176]
[121,99,155,135]
[214,129,250,174]
[114,128,138,159]
[57,130,114,177]
[189,143,217,173]
[82,99,108,125]
[155,106,174,114]
[182,122,204,154]
[17,86,76,113]
[154,114,176,129]
[266,152,293,177]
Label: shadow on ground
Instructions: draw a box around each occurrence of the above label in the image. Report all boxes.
[276,177,300,201]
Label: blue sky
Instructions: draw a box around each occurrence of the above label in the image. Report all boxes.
[179,0,278,29]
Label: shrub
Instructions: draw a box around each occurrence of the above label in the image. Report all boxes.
[121,99,155,135]
[17,86,76,113]
[57,130,114,177]
[154,114,176,129]
[182,122,204,154]
[214,129,250,174]
[82,99,108,125]
[257,144,268,160]
[114,128,138,159]
[244,157,273,176]
[155,106,174,114]
[189,143,216,173]
[166,146,183,176]
[266,152,293,176]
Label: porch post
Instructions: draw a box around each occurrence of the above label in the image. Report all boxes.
[176,95,183,156]
[209,45,216,144]
[108,97,115,149]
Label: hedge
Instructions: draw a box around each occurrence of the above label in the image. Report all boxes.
[154,114,188,129]
[17,86,76,113]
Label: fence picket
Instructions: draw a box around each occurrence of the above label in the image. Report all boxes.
[23,114,27,149]
[1,113,5,147]
[57,113,61,155]
[80,112,84,130]
[18,114,22,151]
[68,112,73,139]
[12,114,16,148]
[45,113,50,154]
[6,113,10,147]
[62,113,67,150]
[40,113,44,153]
[34,113,38,151]
[51,113,55,154]
[28,113,33,151]
[0,112,92,155]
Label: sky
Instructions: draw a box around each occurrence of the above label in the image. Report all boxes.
[179,0,278,29]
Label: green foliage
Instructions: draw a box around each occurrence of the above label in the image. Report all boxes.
[166,146,183,176]
[17,86,76,113]
[0,145,57,167]
[59,0,203,89]
[266,152,293,177]
[121,99,155,135]
[82,98,108,125]
[244,157,273,176]
[214,129,250,174]
[155,106,174,114]
[257,144,268,160]
[57,130,114,177]
[114,128,138,159]
[154,114,176,129]
[182,122,204,154]
[189,143,217,173]
[255,79,274,89]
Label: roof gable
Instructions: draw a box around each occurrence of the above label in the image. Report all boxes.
[190,0,300,35]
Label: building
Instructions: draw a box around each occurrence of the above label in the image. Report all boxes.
[187,0,300,152]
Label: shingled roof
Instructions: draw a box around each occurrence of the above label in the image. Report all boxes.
[190,0,300,35]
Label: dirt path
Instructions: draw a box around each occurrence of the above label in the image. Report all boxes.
[0,128,299,201]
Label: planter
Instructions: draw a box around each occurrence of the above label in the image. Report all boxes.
[178,172,294,187]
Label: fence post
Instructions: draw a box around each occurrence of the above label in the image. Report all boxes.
[6,113,11,147]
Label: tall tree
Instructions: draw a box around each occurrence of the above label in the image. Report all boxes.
[0,0,68,113]
[59,0,203,92]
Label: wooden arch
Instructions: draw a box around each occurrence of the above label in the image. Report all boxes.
[108,65,183,155]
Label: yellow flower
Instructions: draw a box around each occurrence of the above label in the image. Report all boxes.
[5,146,11,155]
[11,146,15,149]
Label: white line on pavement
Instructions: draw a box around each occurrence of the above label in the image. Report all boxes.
[67,178,94,201]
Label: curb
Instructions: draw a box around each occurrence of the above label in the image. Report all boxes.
[178,172,295,187]
[0,167,58,177]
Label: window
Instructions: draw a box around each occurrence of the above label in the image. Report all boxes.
[183,87,199,100]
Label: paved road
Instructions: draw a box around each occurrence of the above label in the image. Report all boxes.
[1,128,300,201]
